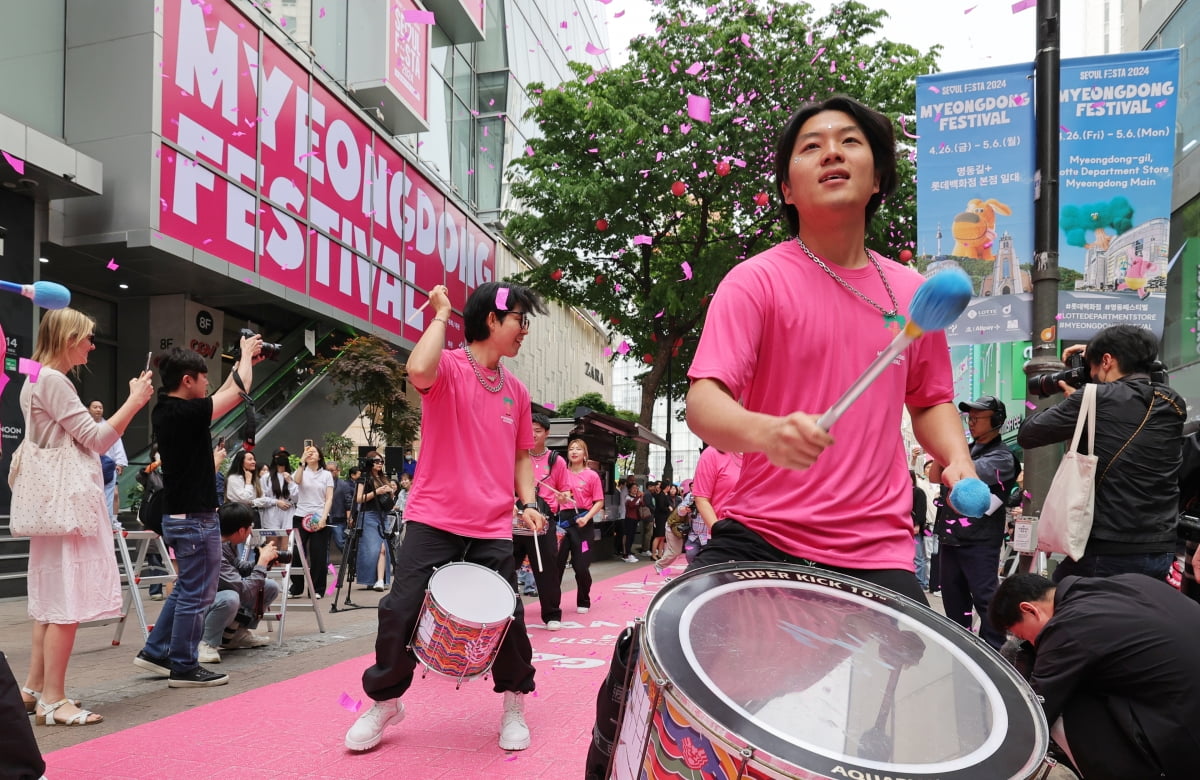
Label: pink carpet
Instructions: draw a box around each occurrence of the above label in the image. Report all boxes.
[44,562,681,778]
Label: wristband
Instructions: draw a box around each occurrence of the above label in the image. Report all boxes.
[520,502,538,512]
[432,317,449,325]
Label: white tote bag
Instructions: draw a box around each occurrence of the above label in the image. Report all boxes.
[1037,383,1097,561]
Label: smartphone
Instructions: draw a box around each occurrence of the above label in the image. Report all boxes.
[303,439,314,449]
[217,435,226,449]
[144,351,153,372]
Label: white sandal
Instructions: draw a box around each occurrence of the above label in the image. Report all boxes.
[37,698,103,727]
[21,687,81,715]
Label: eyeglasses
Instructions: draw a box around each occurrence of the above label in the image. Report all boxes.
[370,459,384,464]
[504,311,531,330]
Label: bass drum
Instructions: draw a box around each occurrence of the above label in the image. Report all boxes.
[611,563,1049,779]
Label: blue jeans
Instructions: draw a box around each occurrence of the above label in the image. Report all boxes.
[201,580,279,647]
[330,521,348,552]
[1052,550,1174,583]
[914,534,929,590]
[355,511,393,585]
[143,513,221,673]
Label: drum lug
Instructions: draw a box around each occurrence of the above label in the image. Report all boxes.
[733,746,755,779]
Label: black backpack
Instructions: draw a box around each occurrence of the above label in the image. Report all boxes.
[136,464,165,535]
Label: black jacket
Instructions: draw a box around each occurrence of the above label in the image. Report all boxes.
[1019,376,1185,553]
[935,437,1020,546]
[1031,575,1200,778]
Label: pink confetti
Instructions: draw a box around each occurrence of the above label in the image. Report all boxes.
[898,116,918,139]
[525,145,535,157]
[927,85,941,94]
[616,340,630,355]
[18,357,42,383]
[544,402,557,411]
[964,4,978,12]
[1059,125,1070,133]
[1025,401,1037,410]
[495,287,510,310]
[585,42,607,56]
[1,151,25,174]
[809,47,826,66]
[581,541,589,553]
[686,94,711,123]
[632,235,653,245]
[1155,100,1167,108]
[1011,0,1036,12]
[603,346,613,357]
[685,62,703,76]
[403,9,435,24]
[655,310,664,318]
[319,7,326,18]
[337,692,363,713]
[107,259,120,270]
[680,262,693,280]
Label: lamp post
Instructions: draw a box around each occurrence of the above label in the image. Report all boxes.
[662,353,673,484]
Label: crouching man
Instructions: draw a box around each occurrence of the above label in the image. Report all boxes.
[197,502,280,663]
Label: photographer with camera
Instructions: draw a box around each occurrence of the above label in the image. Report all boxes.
[197,503,278,664]
[1019,324,1186,582]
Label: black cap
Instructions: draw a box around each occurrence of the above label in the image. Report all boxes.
[958,396,1006,422]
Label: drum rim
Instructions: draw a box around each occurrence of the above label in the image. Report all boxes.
[426,561,516,626]
[641,562,1049,780]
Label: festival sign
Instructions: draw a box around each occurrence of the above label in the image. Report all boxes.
[158,0,494,341]
[917,49,1179,346]
[388,0,430,123]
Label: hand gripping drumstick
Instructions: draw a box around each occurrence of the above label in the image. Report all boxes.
[814,268,995,519]
[0,280,71,310]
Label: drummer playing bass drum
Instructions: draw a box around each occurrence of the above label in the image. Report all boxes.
[343,282,548,754]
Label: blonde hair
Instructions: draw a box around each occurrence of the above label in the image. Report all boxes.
[31,308,94,366]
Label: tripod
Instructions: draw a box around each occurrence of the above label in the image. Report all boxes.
[331,473,368,612]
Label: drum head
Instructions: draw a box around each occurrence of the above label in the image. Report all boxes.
[428,562,515,624]
[644,563,1048,780]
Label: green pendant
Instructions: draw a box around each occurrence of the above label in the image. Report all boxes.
[884,313,906,330]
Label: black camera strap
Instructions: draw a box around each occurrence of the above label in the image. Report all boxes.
[231,368,258,452]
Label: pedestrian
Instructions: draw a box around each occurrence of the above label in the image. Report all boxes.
[259,448,297,531]
[344,281,548,753]
[518,413,570,630]
[620,483,644,563]
[328,463,359,553]
[88,400,128,529]
[291,444,334,598]
[1018,325,1186,582]
[133,332,262,689]
[355,451,396,591]
[16,308,154,723]
[932,396,1020,650]
[555,438,605,612]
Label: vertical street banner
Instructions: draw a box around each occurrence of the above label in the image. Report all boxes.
[916,63,1036,346]
[1056,49,1180,339]
[916,50,1180,346]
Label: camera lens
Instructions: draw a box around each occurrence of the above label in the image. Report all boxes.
[275,549,293,566]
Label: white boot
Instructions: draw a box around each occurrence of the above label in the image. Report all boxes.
[344,699,405,752]
[498,691,531,751]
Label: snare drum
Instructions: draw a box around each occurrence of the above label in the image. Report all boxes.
[611,563,1049,779]
[409,562,516,688]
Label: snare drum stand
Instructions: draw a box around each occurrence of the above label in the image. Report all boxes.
[331,473,368,612]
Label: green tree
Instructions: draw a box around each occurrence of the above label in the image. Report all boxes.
[315,335,420,450]
[506,0,938,470]
[322,431,357,473]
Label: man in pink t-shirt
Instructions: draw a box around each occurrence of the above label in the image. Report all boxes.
[346,282,549,755]
[684,95,977,605]
[515,412,571,630]
[690,446,743,529]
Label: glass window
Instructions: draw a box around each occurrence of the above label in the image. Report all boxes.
[418,80,452,184]
[476,117,504,212]
[310,0,348,83]
[476,0,508,72]
[476,71,508,115]
[451,47,473,99]
[451,96,474,202]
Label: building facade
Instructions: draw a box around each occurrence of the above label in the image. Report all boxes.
[0,0,617,499]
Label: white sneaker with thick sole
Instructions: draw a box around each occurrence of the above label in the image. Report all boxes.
[498,691,531,751]
[345,699,405,751]
[577,606,590,614]
[223,628,272,649]
[197,642,221,664]
[545,620,561,631]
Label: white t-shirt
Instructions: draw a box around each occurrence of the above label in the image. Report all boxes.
[293,466,334,517]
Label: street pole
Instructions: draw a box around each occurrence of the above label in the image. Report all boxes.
[1021,0,1064,572]
[662,354,673,484]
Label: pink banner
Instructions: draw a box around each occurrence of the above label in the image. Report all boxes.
[388,0,430,122]
[157,0,494,339]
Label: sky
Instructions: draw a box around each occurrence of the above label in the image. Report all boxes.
[603,0,1089,73]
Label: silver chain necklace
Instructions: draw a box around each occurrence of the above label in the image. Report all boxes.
[463,345,504,393]
[794,237,904,328]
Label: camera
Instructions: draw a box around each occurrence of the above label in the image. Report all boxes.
[237,327,283,360]
[274,549,293,566]
[1028,353,1089,398]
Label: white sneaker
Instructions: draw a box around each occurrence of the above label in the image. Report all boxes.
[345,698,405,752]
[498,691,531,751]
[223,627,272,649]
[373,580,385,592]
[576,606,590,614]
[545,620,561,631]
[623,555,639,563]
[197,642,221,664]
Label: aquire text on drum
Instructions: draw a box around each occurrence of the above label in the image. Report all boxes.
[730,570,889,603]
[830,766,917,780]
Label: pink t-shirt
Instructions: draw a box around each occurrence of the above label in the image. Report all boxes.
[404,349,534,539]
[687,240,954,569]
[560,467,604,514]
[691,448,743,519]
[533,450,571,512]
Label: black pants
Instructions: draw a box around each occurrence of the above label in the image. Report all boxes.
[362,522,535,700]
[939,541,1006,650]
[620,516,639,557]
[292,517,331,595]
[556,511,594,609]
[0,651,44,780]
[513,530,561,623]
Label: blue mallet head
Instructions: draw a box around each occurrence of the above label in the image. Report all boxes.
[909,269,972,332]
[950,477,992,518]
[31,281,71,310]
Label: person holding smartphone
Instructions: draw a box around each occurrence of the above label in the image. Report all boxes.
[291,444,334,598]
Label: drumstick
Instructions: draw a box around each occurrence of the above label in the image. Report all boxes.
[816,269,972,431]
[532,525,544,573]
[405,299,431,323]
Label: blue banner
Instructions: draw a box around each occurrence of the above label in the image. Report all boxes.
[916,49,1180,346]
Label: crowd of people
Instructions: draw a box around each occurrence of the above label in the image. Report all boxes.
[5,91,1200,779]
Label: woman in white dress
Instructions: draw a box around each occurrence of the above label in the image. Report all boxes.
[258,448,297,531]
[225,450,274,518]
[15,308,153,725]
